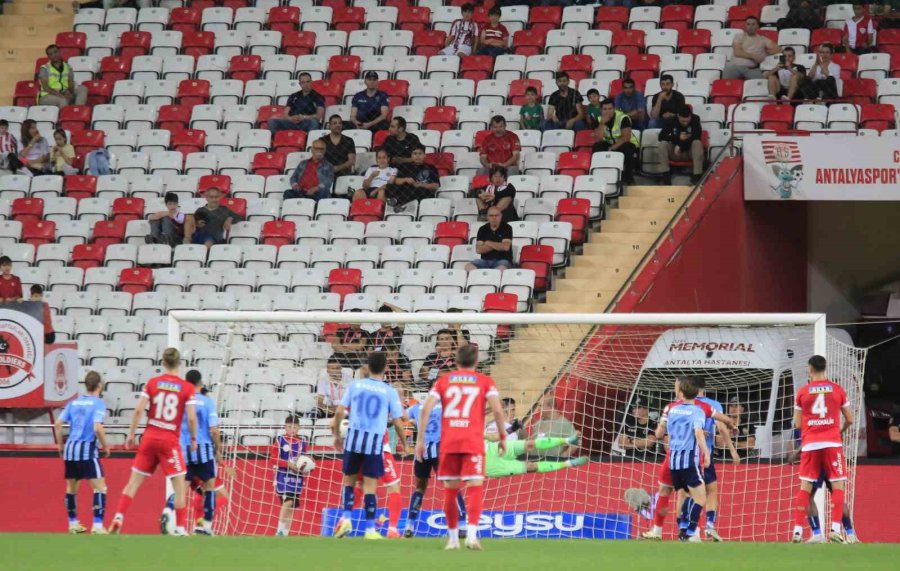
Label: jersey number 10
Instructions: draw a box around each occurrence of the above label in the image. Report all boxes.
[445,386,479,419]
[152,392,180,421]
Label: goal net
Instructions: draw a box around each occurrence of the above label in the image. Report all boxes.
[166,311,865,542]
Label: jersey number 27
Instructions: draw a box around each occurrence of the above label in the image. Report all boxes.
[445,386,479,419]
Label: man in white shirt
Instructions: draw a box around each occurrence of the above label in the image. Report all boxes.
[315,358,351,418]
[803,43,841,100]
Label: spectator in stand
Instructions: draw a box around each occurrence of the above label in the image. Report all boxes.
[371,304,405,351]
[659,106,705,185]
[146,192,188,246]
[584,89,603,129]
[351,71,390,132]
[442,2,479,56]
[593,98,639,184]
[0,120,23,174]
[725,396,757,458]
[543,72,587,131]
[384,145,440,211]
[777,0,823,30]
[29,285,55,344]
[649,74,686,129]
[724,17,781,80]
[18,120,50,176]
[332,312,371,369]
[614,79,648,131]
[37,44,87,108]
[353,148,397,202]
[618,397,660,460]
[766,47,805,101]
[320,114,356,176]
[519,86,544,131]
[286,138,334,201]
[471,165,518,224]
[843,4,877,54]
[381,117,421,167]
[417,328,458,390]
[485,397,522,442]
[530,394,577,458]
[315,357,350,418]
[478,115,521,176]
[801,43,840,100]
[0,256,22,303]
[477,7,510,57]
[267,72,325,134]
[383,337,413,388]
[465,206,513,272]
[185,187,242,247]
[50,129,78,176]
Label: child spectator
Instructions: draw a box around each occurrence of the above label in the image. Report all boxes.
[50,129,78,175]
[584,89,603,129]
[477,7,510,57]
[0,120,23,173]
[354,149,397,202]
[442,3,479,56]
[0,256,22,302]
[519,86,544,130]
[146,192,188,246]
[30,284,55,344]
[843,4,876,54]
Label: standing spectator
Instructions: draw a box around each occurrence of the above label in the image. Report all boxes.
[659,106,705,184]
[618,397,659,460]
[18,120,50,176]
[543,72,587,131]
[353,149,397,202]
[286,139,334,201]
[332,315,370,369]
[350,71,390,132]
[584,89,603,129]
[614,78,648,131]
[843,4,877,54]
[29,285,55,344]
[371,304,404,351]
[37,44,88,108]
[766,47,805,100]
[267,73,325,134]
[801,43,840,100]
[470,165,518,224]
[0,119,23,174]
[724,17,781,80]
[320,114,357,176]
[725,396,757,458]
[315,357,350,418]
[442,2,479,56]
[184,187,242,247]
[146,192,188,246]
[593,98,639,184]
[50,129,78,176]
[477,7,510,57]
[465,206,513,272]
[478,115,521,176]
[0,256,22,302]
[777,0,823,30]
[519,86,544,130]
[417,329,458,390]
[384,145,440,211]
[649,74,686,129]
[381,117,421,167]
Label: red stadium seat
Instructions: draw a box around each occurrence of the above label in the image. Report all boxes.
[59,106,92,132]
[460,55,494,82]
[877,28,900,49]
[182,31,215,58]
[513,29,547,56]
[349,199,385,224]
[661,4,694,32]
[413,30,447,57]
[425,152,454,176]
[310,79,343,107]
[423,106,457,132]
[111,197,145,223]
[252,152,286,177]
[678,29,711,56]
[379,79,409,108]
[261,220,296,247]
[119,267,153,294]
[199,175,232,196]
[221,197,247,218]
[56,31,86,59]
[398,6,431,33]
[282,31,317,56]
[861,104,896,132]
[528,6,562,34]
[177,79,210,107]
[373,129,390,150]
[609,77,646,99]
[99,56,131,82]
[574,129,597,153]
[556,152,591,177]
[559,55,593,83]
[158,105,192,131]
[119,31,151,59]
[844,78,877,105]
[831,52,858,80]
[757,29,778,45]
[555,198,590,245]
[327,55,361,84]
[328,268,362,300]
[169,7,201,33]
[611,29,645,57]
[13,81,39,107]
[483,292,517,313]
[64,175,98,200]
[83,80,113,106]
[70,130,105,156]
[509,79,542,105]
[710,79,744,107]
[230,55,262,82]
[727,5,760,28]
[625,54,660,83]
[171,129,206,156]
[22,220,56,247]
[519,244,554,291]
[434,221,469,247]
[332,6,365,32]
[268,6,300,34]
[760,104,794,133]
[273,130,308,155]
[71,243,106,269]
[595,6,629,31]
[256,105,287,129]
[11,198,44,224]
[810,29,842,53]
[93,220,127,247]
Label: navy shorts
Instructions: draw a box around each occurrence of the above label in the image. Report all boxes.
[671,465,704,492]
[64,459,103,480]
[186,460,216,483]
[703,462,717,484]
[414,456,439,480]
[343,450,384,479]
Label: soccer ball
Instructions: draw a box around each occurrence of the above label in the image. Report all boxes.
[339,419,350,438]
[292,455,316,474]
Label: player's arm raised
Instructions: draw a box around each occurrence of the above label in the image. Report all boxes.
[415,394,437,461]
[126,394,149,450]
[487,393,507,456]
[655,408,668,440]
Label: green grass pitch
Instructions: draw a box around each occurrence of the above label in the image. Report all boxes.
[3,534,897,571]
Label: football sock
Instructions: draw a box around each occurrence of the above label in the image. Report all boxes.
[115,493,133,520]
[809,515,822,536]
[706,509,716,528]
[342,486,354,521]
[842,513,854,534]
[387,491,401,529]
[353,487,363,510]
[794,489,811,527]
[165,493,175,511]
[533,437,567,451]
[830,489,845,532]
[92,491,105,526]
[687,501,703,535]
[536,461,569,473]
[66,493,77,523]
[456,491,467,523]
[407,490,424,525]
[363,494,377,531]
[192,491,203,521]
[203,491,215,524]
[679,499,693,530]
[466,486,483,532]
[443,488,459,531]
[653,494,670,528]
[175,506,187,530]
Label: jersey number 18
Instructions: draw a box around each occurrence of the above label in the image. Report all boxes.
[152,392,180,421]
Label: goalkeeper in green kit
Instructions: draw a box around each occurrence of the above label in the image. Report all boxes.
[483,431,589,478]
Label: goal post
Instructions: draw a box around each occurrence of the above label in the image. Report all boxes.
[164,311,861,541]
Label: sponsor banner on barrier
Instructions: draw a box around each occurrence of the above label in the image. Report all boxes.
[743,135,900,200]
[320,508,631,539]
[0,303,46,407]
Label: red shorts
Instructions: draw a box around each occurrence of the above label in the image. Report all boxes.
[133,437,186,477]
[438,452,484,481]
[800,446,847,483]
[356,452,401,487]
[658,461,673,487]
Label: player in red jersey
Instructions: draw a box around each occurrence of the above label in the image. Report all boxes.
[415,345,506,551]
[108,348,198,535]
[791,355,854,544]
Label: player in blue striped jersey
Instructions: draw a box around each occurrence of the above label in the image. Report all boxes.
[332,352,408,540]
[54,371,110,534]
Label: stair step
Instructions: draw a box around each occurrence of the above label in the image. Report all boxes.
[3,3,73,16]
[537,302,610,313]
[592,232,658,247]
[619,195,688,209]
[601,218,673,233]
[546,288,619,306]
[607,208,678,221]
[626,185,692,198]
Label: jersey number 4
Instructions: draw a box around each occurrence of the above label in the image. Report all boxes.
[444,386,479,419]
[811,393,829,419]
[152,392,180,421]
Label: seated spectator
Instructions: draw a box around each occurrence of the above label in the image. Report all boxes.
[723,17,781,80]
[519,86,544,131]
[381,117,421,167]
[29,284,55,344]
[614,78,648,131]
[185,187,242,247]
[146,192,188,246]
[351,71,390,132]
[530,395,578,458]
[50,129,77,176]
[442,2,479,56]
[371,304,405,351]
[477,7,510,57]
[0,120,24,174]
[649,74,686,129]
[843,4,877,54]
[618,397,660,460]
[0,256,22,302]
[267,72,325,134]
[470,165,518,224]
[593,98,639,184]
[315,357,349,418]
[800,43,840,100]
[37,44,87,108]
[383,338,413,388]
[353,148,397,202]
[542,72,588,131]
[777,0,823,30]
[320,114,357,177]
[465,206,513,272]
[384,145,439,211]
[478,115,521,176]
[417,328,458,390]
[286,138,334,201]
[725,396,757,458]
[18,120,50,176]
[766,47,805,100]
[332,313,370,369]
[584,89,603,129]
[659,106,704,184]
